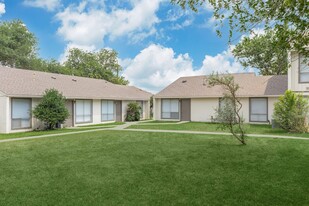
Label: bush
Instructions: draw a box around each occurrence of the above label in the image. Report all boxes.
[33,89,70,130]
[125,102,141,122]
[273,90,309,133]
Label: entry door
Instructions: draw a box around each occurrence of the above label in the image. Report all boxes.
[115,101,122,122]
[180,99,191,121]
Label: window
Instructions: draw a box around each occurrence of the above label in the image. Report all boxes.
[11,98,31,130]
[250,98,268,122]
[137,101,143,119]
[299,54,309,83]
[161,99,179,119]
[75,100,92,123]
[102,100,114,121]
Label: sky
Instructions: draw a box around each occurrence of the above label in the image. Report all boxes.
[0,0,253,93]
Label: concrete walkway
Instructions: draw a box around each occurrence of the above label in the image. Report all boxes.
[1,121,309,143]
[117,128,309,141]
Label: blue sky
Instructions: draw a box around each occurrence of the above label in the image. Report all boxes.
[0,0,250,93]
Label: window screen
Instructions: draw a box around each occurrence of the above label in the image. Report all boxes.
[12,98,31,129]
[75,100,92,123]
[250,98,268,122]
[299,54,309,83]
[161,99,179,119]
[102,100,114,121]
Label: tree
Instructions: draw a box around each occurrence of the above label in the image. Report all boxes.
[33,89,70,130]
[208,73,246,145]
[125,102,141,122]
[0,19,38,68]
[171,0,309,59]
[65,48,129,85]
[233,30,288,75]
[273,90,309,133]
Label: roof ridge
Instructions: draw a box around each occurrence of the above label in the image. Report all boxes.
[0,66,114,85]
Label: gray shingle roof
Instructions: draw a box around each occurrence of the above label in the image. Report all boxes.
[155,73,287,98]
[0,66,152,100]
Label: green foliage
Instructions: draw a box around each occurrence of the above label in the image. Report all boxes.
[0,19,37,68]
[208,73,246,145]
[233,30,288,75]
[273,90,309,133]
[125,102,141,122]
[33,89,70,130]
[171,0,309,59]
[150,96,154,119]
[65,48,129,85]
[0,19,128,85]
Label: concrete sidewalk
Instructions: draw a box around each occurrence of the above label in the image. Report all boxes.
[1,122,309,143]
[116,128,309,141]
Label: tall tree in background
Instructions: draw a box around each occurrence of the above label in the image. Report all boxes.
[65,48,129,85]
[0,19,37,68]
[171,0,309,70]
[233,30,288,75]
[0,19,128,85]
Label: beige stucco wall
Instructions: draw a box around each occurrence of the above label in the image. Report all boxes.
[154,97,279,123]
[288,51,309,94]
[0,95,8,133]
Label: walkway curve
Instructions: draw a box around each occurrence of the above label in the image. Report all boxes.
[1,122,308,144]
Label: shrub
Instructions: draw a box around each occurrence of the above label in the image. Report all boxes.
[125,102,141,122]
[273,90,309,133]
[33,89,70,130]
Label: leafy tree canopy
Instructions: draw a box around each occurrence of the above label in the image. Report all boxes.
[0,19,37,68]
[171,0,309,61]
[65,48,129,85]
[0,19,128,85]
[233,30,288,75]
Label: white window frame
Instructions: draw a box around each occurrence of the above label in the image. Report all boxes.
[299,54,309,83]
[11,98,32,130]
[101,100,114,122]
[249,98,268,122]
[75,100,93,124]
[161,99,179,119]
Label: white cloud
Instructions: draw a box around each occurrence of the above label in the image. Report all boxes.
[122,44,247,93]
[201,45,246,74]
[0,2,5,16]
[56,0,162,57]
[24,0,61,11]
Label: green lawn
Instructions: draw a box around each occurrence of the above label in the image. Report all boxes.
[128,122,309,138]
[0,128,88,140]
[0,130,308,205]
[77,122,125,127]
[0,122,122,140]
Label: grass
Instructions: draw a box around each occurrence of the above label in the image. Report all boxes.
[0,122,122,140]
[139,120,180,124]
[128,122,309,138]
[0,128,88,140]
[77,122,125,127]
[0,130,309,205]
